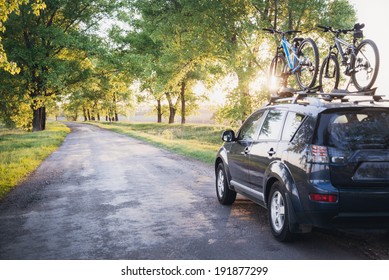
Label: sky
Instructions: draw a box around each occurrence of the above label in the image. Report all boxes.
[348,0,389,97]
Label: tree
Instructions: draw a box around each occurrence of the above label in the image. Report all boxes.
[0,0,46,74]
[114,0,253,124]
[215,0,357,123]
[62,55,133,123]
[0,0,120,131]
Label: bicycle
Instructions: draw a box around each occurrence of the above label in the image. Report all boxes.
[264,28,319,91]
[318,23,379,92]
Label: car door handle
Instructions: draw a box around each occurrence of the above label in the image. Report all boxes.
[267,148,276,156]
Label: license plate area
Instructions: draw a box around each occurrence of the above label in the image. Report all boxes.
[353,162,389,182]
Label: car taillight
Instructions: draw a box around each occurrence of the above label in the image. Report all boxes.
[308,145,329,163]
[328,147,352,164]
[309,193,338,203]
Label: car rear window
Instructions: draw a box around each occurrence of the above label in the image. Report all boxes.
[315,108,389,150]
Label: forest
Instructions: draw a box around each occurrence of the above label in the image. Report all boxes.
[0,0,356,131]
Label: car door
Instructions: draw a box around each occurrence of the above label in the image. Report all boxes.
[228,110,267,187]
[248,109,287,195]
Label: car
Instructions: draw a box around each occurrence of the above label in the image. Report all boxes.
[215,91,389,241]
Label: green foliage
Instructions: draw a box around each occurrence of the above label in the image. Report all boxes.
[0,0,46,73]
[1,0,358,129]
[1,0,122,130]
[117,0,355,125]
[0,121,69,200]
[319,0,357,29]
[213,87,270,126]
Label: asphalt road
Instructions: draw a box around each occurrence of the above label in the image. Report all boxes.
[0,122,388,260]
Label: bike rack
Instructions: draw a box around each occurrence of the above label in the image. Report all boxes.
[268,87,388,105]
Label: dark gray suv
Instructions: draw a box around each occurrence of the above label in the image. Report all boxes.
[215,93,389,241]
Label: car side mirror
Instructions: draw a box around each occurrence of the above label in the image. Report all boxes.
[222,130,236,142]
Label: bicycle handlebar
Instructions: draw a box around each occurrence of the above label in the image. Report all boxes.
[263,28,301,36]
[317,23,365,35]
[263,28,275,33]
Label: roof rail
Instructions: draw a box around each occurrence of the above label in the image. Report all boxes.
[320,88,378,101]
[268,91,310,105]
[267,87,388,106]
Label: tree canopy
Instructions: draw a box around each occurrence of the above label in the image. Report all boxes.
[0,0,46,73]
[0,0,357,129]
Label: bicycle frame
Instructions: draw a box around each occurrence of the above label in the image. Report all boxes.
[267,27,319,90]
[279,37,300,73]
[333,36,356,67]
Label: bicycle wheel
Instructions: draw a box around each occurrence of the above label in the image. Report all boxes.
[295,38,319,90]
[351,39,380,91]
[269,54,287,91]
[319,55,340,93]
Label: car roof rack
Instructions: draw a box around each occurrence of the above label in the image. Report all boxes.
[267,87,389,106]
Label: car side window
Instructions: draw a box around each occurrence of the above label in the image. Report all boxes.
[238,110,266,141]
[282,112,305,141]
[258,110,287,141]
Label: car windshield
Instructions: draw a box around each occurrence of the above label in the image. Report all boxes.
[318,108,389,150]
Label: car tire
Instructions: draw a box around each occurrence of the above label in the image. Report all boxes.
[268,182,294,242]
[216,163,236,205]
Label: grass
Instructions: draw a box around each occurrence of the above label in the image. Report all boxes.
[88,122,230,165]
[0,122,70,200]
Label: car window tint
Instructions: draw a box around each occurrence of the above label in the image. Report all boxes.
[282,112,305,141]
[258,110,287,141]
[319,109,389,150]
[238,110,266,141]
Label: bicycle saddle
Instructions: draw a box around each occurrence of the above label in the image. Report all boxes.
[354,23,365,30]
[292,37,304,43]
[292,37,304,47]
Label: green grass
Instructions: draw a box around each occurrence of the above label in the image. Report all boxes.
[88,122,230,165]
[0,122,70,200]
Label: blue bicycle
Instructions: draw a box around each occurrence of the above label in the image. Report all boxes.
[264,28,319,91]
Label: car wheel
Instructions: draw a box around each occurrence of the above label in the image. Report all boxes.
[216,163,236,205]
[268,182,294,242]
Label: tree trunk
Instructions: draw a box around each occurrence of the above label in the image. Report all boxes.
[32,106,46,131]
[274,0,278,29]
[165,92,176,124]
[180,81,186,125]
[288,5,293,30]
[169,109,176,124]
[113,92,119,122]
[157,98,162,123]
[240,90,252,123]
[83,107,87,121]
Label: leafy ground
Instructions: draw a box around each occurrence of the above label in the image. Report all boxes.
[88,122,231,165]
[0,122,70,200]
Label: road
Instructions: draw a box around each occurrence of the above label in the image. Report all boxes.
[0,122,388,260]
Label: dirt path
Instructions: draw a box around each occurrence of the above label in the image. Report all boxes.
[0,122,386,259]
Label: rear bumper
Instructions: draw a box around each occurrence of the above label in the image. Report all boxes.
[299,210,389,229]
[294,181,389,229]
[331,213,389,229]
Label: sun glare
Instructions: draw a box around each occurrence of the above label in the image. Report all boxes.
[249,72,267,94]
[193,74,239,106]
